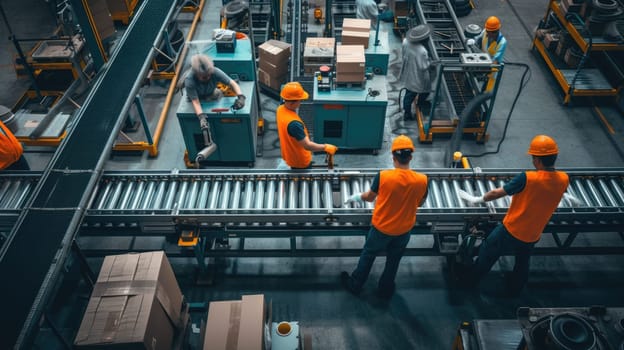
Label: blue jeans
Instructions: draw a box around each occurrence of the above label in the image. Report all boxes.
[350,226,411,292]
[471,224,535,290]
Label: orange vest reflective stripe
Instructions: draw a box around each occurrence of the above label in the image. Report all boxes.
[276,105,312,168]
[0,121,23,170]
[371,169,428,235]
[503,170,569,243]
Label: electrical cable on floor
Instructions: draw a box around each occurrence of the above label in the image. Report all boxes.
[463,61,532,158]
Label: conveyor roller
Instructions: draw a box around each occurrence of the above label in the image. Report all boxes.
[79,169,624,228]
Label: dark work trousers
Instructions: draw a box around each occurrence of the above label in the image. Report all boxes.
[403,90,430,117]
[470,224,535,291]
[349,226,411,293]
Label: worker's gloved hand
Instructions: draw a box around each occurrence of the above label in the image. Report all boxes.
[198,113,209,130]
[344,193,363,205]
[563,193,582,207]
[466,39,476,47]
[324,144,338,155]
[458,189,484,205]
[232,94,246,110]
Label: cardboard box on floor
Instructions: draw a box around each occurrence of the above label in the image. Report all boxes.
[258,40,292,66]
[204,294,269,350]
[74,251,184,349]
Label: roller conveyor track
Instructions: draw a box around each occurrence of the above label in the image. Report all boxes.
[75,169,624,230]
[417,0,478,117]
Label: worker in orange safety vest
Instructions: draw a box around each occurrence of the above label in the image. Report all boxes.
[276,82,337,169]
[1,120,29,171]
[457,135,579,296]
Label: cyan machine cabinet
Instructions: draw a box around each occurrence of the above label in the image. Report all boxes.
[176,81,258,165]
[204,39,255,81]
[312,75,388,152]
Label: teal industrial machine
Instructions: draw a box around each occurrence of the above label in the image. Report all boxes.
[177,81,258,167]
[205,38,256,81]
[365,30,390,75]
[312,75,388,153]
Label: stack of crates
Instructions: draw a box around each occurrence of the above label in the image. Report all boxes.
[303,37,336,77]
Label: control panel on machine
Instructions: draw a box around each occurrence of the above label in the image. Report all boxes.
[316,65,332,92]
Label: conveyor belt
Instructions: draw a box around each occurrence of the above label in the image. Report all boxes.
[0,0,176,347]
[75,169,624,229]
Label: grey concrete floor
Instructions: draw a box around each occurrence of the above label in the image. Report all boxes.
[2,0,624,349]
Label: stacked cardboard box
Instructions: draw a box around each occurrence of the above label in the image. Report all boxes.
[74,251,184,349]
[87,0,116,41]
[258,40,292,90]
[303,37,336,76]
[203,294,268,350]
[335,45,366,83]
[543,33,560,51]
[341,18,371,49]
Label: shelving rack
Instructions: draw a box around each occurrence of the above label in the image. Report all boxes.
[532,0,623,105]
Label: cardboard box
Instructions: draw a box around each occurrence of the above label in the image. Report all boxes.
[341,30,370,49]
[87,0,116,40]
[342,18,371,33]
[335,72,365,83]
[204,294,267,350]
[258,40,292,65]
[75,252,184,349]
[305,37,336,49]
[555,40,568,57]
[336,45,365,74]
[258,59,289,77]
[258,68,288,90]
[564,47,582,67]
[543,33,560,51]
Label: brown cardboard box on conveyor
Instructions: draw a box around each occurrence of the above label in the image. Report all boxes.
[74,251,185,350]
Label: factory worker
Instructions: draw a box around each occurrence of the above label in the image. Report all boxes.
[470,16,507,91]
[399,24,436,121]
[185,54,246,130]
[341,135,428,298]
[277,82,337,169]
[457,135,577,296]
[356,0,379,28]
[0,120,29,171]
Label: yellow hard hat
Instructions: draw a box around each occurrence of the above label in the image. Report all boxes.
[485,16,501,31]
[527,135,558,156]
[391,135,415,152]
[280,82,309,100]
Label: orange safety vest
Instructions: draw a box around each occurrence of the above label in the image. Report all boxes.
[276,105,312,168]
[371,169,428,235]
[0,121,23,170]
[503,170,569,243]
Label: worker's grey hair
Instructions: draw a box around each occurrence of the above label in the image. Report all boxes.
[191,54,214,76]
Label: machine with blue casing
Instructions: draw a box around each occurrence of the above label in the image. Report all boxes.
[312,75,388,152]
[365,30,390,75]
[176,81,258,166]
[205,38,255,81]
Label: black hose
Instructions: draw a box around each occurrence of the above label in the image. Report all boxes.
[463,61,532,158]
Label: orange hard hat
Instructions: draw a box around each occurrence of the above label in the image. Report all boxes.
[527,135,558,156]
[391,135,415,152]
[280,82,309,100]
[484,16,501,31]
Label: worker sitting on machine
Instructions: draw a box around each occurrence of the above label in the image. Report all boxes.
[399,24,436,121]
[276,82,337,169]
[184,54,246,130]
[468,16,507,92]
[1,120,29,171]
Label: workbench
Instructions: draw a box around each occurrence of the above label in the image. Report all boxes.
[311,75,388,152]
[176,81,258,166]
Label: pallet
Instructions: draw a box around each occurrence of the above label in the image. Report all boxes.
[334,79,366,89]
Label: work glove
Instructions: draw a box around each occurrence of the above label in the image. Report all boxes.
[466,39,476,47]
[344,193,363,205]
[198,113,209,130]
[457,189,484,205]
[324,144,338,155]
[232,94,246,110]
[563,193,582,207]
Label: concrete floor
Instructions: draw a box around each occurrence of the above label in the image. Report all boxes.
[1,0,624,349]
